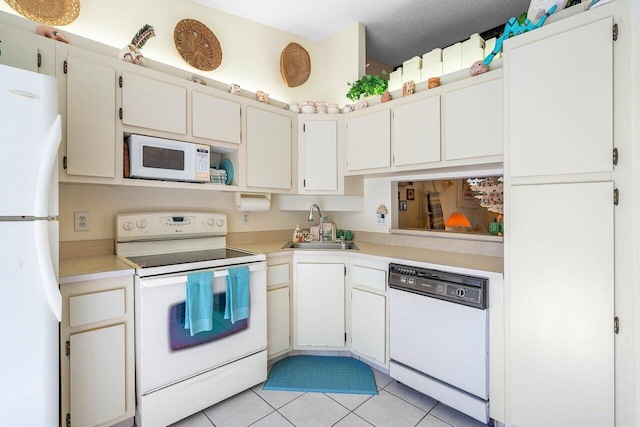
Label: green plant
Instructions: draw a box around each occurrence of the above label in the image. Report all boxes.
[346,71,388,102]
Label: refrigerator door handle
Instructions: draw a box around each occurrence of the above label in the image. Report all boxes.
[34,220,62,321]
[35,115,62,218]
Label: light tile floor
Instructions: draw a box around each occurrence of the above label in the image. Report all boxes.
[168,367,490,427]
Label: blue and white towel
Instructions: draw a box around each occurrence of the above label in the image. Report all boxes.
[184,271,214,336]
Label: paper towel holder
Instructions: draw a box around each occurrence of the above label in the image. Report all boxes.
[235,192,271,211]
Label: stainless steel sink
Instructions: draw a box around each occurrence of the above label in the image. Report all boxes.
[282,241,359,250]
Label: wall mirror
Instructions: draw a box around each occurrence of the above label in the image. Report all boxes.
[393,176,503,235]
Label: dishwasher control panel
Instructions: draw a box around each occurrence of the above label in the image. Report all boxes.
[388,263,487,309]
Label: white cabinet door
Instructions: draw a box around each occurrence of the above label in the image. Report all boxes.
[267,287,290,357]
[393,96,440,166]
[347,110,390,171]
[509,181,614,426]
[301,120,338,192]
[70,324,126,427]
[296,263,345,347]
[192,91,241,144]
[246,107,292,190]
[66,56,117,179]
[351,289,386,363]
[507,17,613,177]
[445,78,502,160]
[122,71,187,135]
[0,33,38,72]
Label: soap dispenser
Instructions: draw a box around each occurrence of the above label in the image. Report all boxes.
[293,225,300,243]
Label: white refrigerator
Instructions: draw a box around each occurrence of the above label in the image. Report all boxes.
[0,64,62,426]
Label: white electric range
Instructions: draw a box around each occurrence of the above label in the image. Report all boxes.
[116,212,267,427]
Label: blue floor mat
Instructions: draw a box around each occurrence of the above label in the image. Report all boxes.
[263,355,378,395]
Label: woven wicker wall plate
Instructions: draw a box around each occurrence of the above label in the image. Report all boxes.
[280,42,311,87]
[174,19,222,71]
[4,0,80,25]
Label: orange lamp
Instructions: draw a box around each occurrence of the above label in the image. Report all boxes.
[445,212,472,231]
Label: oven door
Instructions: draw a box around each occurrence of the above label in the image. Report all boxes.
[136,261,266,395]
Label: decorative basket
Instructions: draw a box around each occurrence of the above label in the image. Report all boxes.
[173,19,222,71]
[4,0,80,25]
[280,42,311,87]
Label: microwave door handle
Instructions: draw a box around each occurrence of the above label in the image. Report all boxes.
[140,263,265,289]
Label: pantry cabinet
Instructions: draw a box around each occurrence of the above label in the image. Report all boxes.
[294,256,346,348]
[392,96,440,166]
[444,77,502,161]
[504,11,617,427]
[121,71,187,135]
[246,106,292,190]
[60,272,134,427]
[266,256,292,358]
[346,109,391,171]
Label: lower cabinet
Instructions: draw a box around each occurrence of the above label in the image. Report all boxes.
[60,273,134,427]
[349,259,388,366]
[266,256,292,358]
[294,256,346,348]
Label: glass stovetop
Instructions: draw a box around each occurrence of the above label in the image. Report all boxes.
[126,248,256,269]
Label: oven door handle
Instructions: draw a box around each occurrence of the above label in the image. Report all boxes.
[140,262,266,289]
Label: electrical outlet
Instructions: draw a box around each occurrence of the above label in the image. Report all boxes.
[74,212,91,231]
[242,212,250,225]
[377,214,387,226]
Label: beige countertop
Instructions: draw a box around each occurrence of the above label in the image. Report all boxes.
[59,255,134,284]
[229,240,504,276]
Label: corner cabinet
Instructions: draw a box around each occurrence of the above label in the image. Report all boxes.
[346,109,391,172]
[294,253,346,348]
[246,106,292,191]
[298,118,338,193]
[504,12,616,427]
[60,272,135,427]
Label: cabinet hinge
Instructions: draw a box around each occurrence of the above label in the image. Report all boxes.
[66,413,70,427]
[614,316,620,334]
[303,124,306,132]
[613,147,618,166]
[63,60,67,74]
[65,340,70,356]
[303,179,306,188]
[119,75,123,88]
[63,155,68,170]
[37,53,41,68]
[613,23,618,41]
[344,333,347,344]
[614,188,619,206]
[119,108,123,120]
[344,266,347,276]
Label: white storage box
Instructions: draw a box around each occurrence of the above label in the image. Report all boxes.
[421,62,443,81]
[422,48,442,65]
[462,33,485,68]
[389,68,403,92]
[402,56,422,83]
[442,42,462,75]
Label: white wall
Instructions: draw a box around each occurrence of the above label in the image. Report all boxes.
[60,184,309,242]
[0,0,361,105]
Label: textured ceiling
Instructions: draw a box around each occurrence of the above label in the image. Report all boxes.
[193,0,532,67]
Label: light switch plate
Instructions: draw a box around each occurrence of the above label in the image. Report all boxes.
[74,212,91,231]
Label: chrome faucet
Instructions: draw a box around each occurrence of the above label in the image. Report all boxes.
[307,204,324,241]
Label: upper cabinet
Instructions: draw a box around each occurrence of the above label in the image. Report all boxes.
[192,91,241,144]
[0,32,38,72]
[392,96,440,166]
[347,109,391,171]
[506,17,613,178]
[246,106,292,191]
[121,71,187,136]
[299,119,338,193]
[444,78,503,161]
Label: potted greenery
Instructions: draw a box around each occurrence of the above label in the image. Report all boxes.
[346,71,388,102]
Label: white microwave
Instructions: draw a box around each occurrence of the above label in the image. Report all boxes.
[127,134,210,183]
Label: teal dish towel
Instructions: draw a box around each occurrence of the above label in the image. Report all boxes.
[224,266,250,324]
[184,271,214,336]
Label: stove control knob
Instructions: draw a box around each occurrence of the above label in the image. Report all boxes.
[207,218,215,226]
[136,219,147,229]
[123,221,134,231]
[216,218,225,227]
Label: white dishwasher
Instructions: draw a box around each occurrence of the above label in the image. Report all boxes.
[388,263,489,424]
